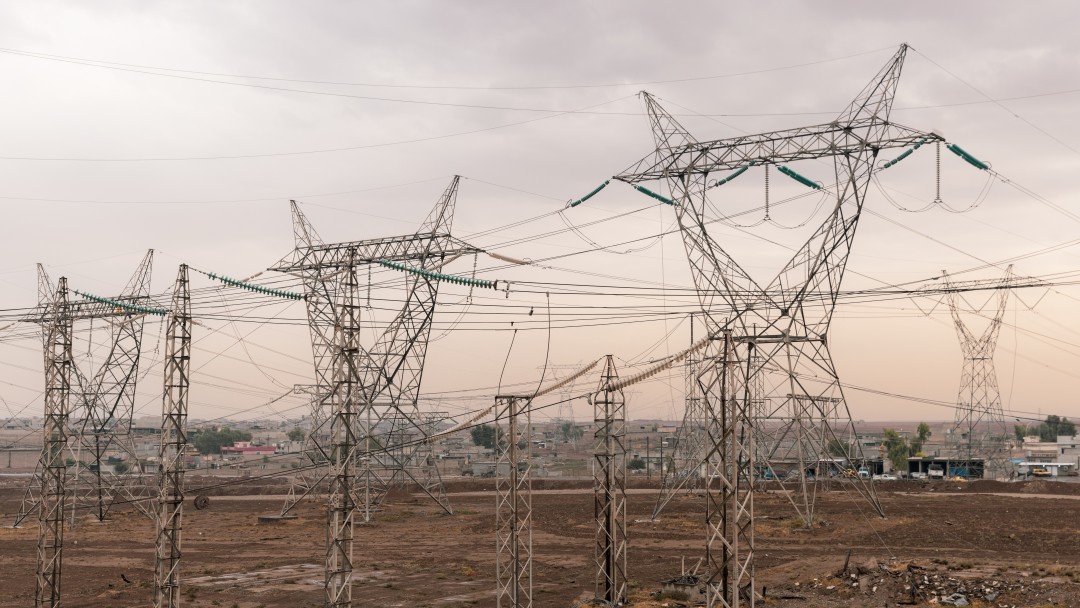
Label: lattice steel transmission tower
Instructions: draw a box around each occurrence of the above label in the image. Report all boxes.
[591,356,627,606]
[617,45,938,535]
[272,177,479,522]
[154,265,192,608]
[943,265,1013,477]
[35,277,73,608]
[15,252,156,528]
[495,394,532,608]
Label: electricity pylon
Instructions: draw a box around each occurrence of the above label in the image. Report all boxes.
[35,277,73,608]
[591,356,627,606]
[943,265,1013,478]
[15,252,156,527]
[154,264,192,608]
[495,394,532,608]
[272,178,478,523]
[618,44,939,605]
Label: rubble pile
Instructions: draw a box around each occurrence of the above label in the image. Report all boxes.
[791,558,1048,607]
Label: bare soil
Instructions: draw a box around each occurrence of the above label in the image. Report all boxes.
[2,478,1079,607]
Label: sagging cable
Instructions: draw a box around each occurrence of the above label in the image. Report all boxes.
[377,259,498,289]
[631,184,677,206]
[777,165,823,190]
[947,143,990,171]
[197,268,305,301]
[73,290,167,316]
[566,180,610,208]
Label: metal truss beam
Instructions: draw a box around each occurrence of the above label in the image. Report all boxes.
[591,356,627,606]
[495,395,532,608]
[35,278,73,608]
[155,264,192,608]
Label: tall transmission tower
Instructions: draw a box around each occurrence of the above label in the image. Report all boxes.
[616,45,937,534]
[35,277,73,608]
[943,265,1013,477]
[591,355,627,606]
[272,177,479,521]
[15,252,156,528]
[154,264,192,608]
[495,394,532,608]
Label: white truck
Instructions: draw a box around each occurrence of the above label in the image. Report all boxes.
[928,464,945,480]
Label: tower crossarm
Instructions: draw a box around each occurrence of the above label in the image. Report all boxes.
[617,121,938,183]
[269,234,480,274]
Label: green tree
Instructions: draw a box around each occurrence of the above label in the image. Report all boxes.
[628,457,646,470]
[287,427,305,442]
[882,428,911,472]
[192,427,252,455]
[113,462,129,475]
[471,424,497,450]
[1014,424,1028,443]
[557,421,584,443]
[910,422,932,455]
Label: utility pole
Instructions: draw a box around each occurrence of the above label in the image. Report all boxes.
[495,395,532,608]
[35,277,73,608]
[591,355,627,605]
[155,264,192,608]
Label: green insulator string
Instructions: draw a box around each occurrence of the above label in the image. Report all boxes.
[73,289,167,316]
[776,165,823,190]
[630,184,677,206]
[565,180,610,208]
[376,259,498,290]
[946,143,990,171]
[882,138,929,169]
[198,268,305,301]
[710,162,755,188]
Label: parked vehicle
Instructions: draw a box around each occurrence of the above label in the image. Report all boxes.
[872,473,898,481]
[1031,467,1051,478]
[928,464,945,479]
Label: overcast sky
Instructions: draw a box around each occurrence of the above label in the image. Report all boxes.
[2,2,1080,431]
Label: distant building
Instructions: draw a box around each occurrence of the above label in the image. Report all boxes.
[220,441,275,457]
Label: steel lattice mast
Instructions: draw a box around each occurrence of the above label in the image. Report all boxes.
[154,264,192,608]
[273,177,478,521]
[617,45,936,528]
[495,395,532,608]
[35,277,73,608]
[591,355,627,606]
[700,331,755,608]
[326,252,361,607]
[943,265,1013,477]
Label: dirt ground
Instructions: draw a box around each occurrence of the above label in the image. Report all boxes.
[2,478,1079,607]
